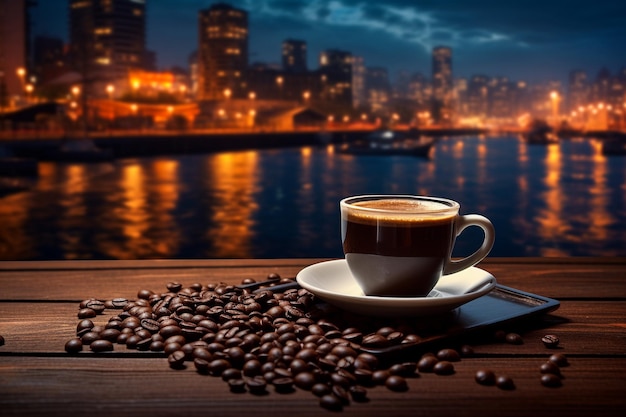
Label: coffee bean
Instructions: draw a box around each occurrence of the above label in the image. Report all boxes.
[389,362,418,377]
[541,334,560,348]
[330,372,351,388]
[433,361,455,375]
[80,331,100,345]
[437,348,460,362]
[417,355,438,372]
[168,350,186,369]
[496,375,515,390]
[242,359,262,377]
[505,333,523,345]
[540,361,561,376]
[90,339,114,353]
[194,358,210,374]
[137,289,154,300]
[136,338,152,351]
[246,378,267,395]
[349,385,368,402]
[99,328,121,342]
[140,318,160,333]
[64,338,83,353]
[385,375,408,391]
[166,282,183,292]
[85,300,106,314]
[332,385,350,405]
[460,345,474,357]
[355,353,378,370]
[475,369,496,386]
[150,340,165,352]
[361,334,389,348]
[372,370,391,385]
[111,298,129,309]
[311,383,331,397]
[294,372,316,390]
[273,377,295,393]
[549,353,569,367]
[78,308,97,319]
[319,394,343,411]
[541,373,562,387]
[493,330,507,341]
[228,378,247,393]
[76,319,95,334]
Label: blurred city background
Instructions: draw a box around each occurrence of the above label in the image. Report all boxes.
[0,1,624,260]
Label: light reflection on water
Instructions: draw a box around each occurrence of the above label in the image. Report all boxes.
[0,135,625,260]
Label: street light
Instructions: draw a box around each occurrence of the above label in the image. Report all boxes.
[276,76,283,99]
[25,84,34,103]
[106,84,115,100]
[549,91,560,127]
[16,67,26,87]
[223,88,231,100]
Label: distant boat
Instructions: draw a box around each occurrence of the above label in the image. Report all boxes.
[0,146,39,177]
[524,120,558,144]
[44,139,114,162]
[0,177,32,197]
[337,129,434,157]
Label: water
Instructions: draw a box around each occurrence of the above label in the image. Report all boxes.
[1,134,625,260]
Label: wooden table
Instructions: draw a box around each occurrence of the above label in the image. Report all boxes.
[1,257,624,417]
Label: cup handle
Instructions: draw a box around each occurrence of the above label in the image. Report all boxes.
[443,214,495,275]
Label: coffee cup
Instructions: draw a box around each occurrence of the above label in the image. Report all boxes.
[340,195,495,297]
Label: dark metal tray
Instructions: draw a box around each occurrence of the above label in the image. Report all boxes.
[360,284,560,358]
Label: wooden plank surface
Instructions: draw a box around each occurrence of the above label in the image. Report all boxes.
[1,257,625,417]
[1,357,624,417]
[1,257,625,300]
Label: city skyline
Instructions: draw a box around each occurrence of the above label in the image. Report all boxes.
[32,0,626,84]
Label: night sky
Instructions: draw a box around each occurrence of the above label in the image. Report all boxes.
[32,0,626,83]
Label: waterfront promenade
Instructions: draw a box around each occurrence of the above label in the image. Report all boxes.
[0,127,490,159]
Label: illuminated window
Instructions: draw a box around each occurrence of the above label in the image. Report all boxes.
[71,1,90,9]
[96,57,111,65]
[94,27,112,35]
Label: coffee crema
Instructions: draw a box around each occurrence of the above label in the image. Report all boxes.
[346,199,456,223]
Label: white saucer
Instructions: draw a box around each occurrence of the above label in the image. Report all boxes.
[296,259,496,317]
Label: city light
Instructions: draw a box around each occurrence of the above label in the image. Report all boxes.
[3,1,624,134]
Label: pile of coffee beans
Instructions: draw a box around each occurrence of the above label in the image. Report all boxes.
[64,274,567,410]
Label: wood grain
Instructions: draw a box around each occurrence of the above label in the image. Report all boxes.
[0,258,624,416]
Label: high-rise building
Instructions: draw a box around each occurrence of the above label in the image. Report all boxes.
[489,77,516,119]
[408,72,428,108]
[431,46,453,123]
[466,75,489,118]
[282,39,307,73]
[568,70,588,112]
[68,0,147,84]
[319,49,353,108]
[351,55,365,109]
[198,3,248,100]
[365,66,390,113]
[33,35,66,85]
[0,0,32,107]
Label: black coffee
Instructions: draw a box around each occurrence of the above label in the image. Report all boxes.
[342,199,456,296]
